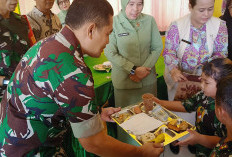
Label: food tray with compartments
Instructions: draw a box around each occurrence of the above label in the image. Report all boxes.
[111,102,195,146]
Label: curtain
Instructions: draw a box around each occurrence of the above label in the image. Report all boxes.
[107,0,189,32]
[17,0,223,31]
[18,0,189,31]
[151,0,189,32]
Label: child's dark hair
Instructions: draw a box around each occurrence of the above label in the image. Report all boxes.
[216,75,232,118]
[202,58,232,83]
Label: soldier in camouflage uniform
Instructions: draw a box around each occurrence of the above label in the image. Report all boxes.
[0,0,164,156]
[0,0,36,100]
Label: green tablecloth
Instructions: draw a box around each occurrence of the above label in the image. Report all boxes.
[84,54,114,109]
[84,53,112,88]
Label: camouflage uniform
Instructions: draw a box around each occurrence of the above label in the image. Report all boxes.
[182,91,227,157]
[0,12,31,100]
[210,137,232,157]
[0,26,103,157]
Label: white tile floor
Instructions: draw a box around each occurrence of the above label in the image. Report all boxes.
[161,128,196,157]
[159,111,197,156]
[161,144,195,157]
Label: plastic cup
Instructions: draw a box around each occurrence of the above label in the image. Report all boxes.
[142,93,154,113]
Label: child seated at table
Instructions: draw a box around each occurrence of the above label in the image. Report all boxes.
[209,75,232,156]
[153,58,232,156]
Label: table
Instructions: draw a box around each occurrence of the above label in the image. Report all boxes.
[84,53,111,88]
[84,53,114,108]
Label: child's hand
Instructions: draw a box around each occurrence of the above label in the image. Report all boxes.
[152,96,162,105]
[176,129,199,146]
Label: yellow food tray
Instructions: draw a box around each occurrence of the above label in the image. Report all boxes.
[111,102,195,146]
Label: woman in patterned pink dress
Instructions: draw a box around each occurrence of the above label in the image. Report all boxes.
[163,0,228,101]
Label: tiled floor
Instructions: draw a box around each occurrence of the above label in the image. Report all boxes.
[161,144,195,157]
[161,111,196,157]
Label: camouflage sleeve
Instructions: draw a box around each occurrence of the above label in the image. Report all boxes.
[0,29,13,76]
[53,71,103,138]
[0,24,30,76]
[181,91,204,112]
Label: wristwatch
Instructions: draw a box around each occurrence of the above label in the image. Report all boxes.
[3,78,9,86]
[130,66,137,75]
